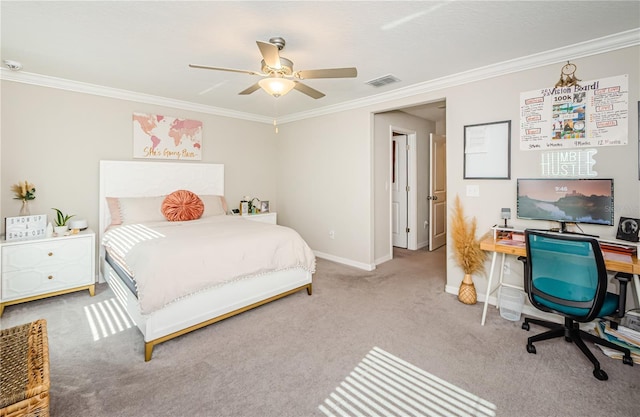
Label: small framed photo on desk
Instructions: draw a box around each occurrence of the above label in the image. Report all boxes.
[260,201,270,213]
[616,217,639,242]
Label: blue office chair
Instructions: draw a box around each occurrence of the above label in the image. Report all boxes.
[519,230,634,381]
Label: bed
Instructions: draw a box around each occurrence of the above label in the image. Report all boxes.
[99,160,315,361]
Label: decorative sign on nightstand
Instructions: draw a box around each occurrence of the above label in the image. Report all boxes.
[5,214,47,241]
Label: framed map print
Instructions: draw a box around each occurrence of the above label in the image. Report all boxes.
[133,112,202,160]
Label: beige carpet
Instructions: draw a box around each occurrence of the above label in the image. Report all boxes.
[1,247,638,416]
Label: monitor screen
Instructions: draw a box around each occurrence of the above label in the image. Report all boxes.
[517,178,614,226]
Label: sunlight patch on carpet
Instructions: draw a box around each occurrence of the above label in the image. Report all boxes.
[319,347,496,417]
[84,297,132,341]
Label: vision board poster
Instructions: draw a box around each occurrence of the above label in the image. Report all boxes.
[519,74,628,151]
[132,112,203,160]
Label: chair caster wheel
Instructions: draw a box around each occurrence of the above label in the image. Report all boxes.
[593,368,608,381]
[522,322,530,331]
[623,356,634,366]
[526,344,536,354]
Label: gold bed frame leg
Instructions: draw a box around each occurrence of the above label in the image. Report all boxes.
[145,342,155,362]
[306,283,313,295]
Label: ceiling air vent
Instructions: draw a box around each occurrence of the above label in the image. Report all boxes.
[366,74,401,88]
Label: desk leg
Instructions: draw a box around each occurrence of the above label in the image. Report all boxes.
[481,251,498,326]
[497,254,506,307]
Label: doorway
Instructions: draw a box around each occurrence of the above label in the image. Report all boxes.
[382,100,447,261]
[391,132,411,249]
[390,127,418,251]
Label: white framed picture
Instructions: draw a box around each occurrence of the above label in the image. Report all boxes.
[260,201,270,213]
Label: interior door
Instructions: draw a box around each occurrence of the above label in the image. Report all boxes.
[429,133,446,250]
[392,134,408,248]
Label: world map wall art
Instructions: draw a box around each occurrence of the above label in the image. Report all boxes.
[132,112,203,160]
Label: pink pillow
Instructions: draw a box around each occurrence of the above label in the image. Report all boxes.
[162,190,204,222]
[199,195,227,217]
[106,197,122,226]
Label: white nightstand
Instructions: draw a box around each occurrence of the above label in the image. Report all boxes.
[0,229,96,316]
[243,212,277,225]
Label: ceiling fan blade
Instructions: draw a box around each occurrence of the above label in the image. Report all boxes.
[293,81,325,99]
[295,67,357,79]
[238,82,262,95]
[189,64,261,76]
[256,41,281,69]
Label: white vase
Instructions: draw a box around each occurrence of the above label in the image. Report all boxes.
[45,222,54,238]
[54,225,68,236]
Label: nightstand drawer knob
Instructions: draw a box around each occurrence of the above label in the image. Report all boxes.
[48,252,53,257]
[48,275,54,280]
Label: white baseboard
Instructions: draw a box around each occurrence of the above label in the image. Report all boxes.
[313,250,376,271]
[375,253,392,266]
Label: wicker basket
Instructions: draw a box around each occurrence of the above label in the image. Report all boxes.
[0,319,50,417]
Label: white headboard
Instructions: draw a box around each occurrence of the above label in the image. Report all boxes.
[99,160,224,236]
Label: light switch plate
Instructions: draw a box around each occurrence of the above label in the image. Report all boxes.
[466,185,480,197]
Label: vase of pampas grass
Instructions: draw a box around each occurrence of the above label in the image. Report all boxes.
[451,195,487,305]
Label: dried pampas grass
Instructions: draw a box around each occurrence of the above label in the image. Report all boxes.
[451,195,487,275]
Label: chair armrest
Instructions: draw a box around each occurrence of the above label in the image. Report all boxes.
[613,272,632,318]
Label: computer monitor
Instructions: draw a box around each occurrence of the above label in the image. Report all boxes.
[517,178,614,232]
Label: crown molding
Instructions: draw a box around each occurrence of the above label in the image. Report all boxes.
[0,69,272,123]
[279,28,640,123]
[2,29,638,125]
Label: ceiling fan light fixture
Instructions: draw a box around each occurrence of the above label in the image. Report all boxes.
[259,77,295,98]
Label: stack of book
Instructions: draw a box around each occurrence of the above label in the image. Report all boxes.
[594,317,640,364]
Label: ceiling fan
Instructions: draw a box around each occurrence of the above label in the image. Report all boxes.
[189,37,357,99]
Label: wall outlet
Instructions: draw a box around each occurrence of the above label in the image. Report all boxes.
[503,263,510,275]
[329,230,335,239]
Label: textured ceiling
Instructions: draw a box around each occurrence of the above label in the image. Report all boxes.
[1,1,639,120]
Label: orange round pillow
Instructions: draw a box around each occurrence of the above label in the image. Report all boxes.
[161,190,204,221]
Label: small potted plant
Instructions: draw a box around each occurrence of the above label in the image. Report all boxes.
[52,208,74,236]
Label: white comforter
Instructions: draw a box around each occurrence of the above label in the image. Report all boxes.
[102,216,316,314]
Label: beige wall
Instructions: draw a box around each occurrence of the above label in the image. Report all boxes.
[0,81,277,238]
[275,110,373,269]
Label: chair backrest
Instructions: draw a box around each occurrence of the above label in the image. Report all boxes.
[524,230,608,322]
